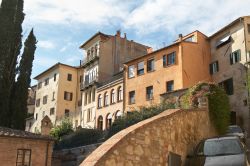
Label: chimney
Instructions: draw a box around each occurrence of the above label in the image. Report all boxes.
[179,34,183,41]
[116,30,121,37]
[124,33,127,39]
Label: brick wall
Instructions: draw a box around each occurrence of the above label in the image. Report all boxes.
[0,137,53,166]
[81,108,217,166]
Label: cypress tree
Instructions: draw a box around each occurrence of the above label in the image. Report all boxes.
[11,29,37,130]
[0,0,24,127]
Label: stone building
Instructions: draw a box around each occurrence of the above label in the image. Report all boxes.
[79,31,150,128]
[96,72,123,130]
[124,31,211,111]
[25,85,37,132]
[30,63,83,133]
[0,127,54,166]
[209,16,250,133]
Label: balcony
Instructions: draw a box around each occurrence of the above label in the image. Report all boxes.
[80,79,98,90]
[81,55,99,68]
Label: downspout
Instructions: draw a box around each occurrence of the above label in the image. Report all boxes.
[45,141,50,166]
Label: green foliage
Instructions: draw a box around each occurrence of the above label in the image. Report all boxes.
[180,82,230,134]
[50,119,74,141]
[108,102,176,137]
[10,30,37,129]
[55,128,103,150]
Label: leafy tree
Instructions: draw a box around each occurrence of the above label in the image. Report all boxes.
[0,0,24,127]
[50,119,74,141]
[10,29,37,129]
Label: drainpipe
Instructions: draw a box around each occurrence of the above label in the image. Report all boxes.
[45,141,50,166]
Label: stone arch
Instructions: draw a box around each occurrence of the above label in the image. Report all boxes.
[115,110,123,120]
[41,115,53,135]
[106,113,112,130]
[97,116,103,130]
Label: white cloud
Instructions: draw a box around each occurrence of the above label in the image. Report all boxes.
[37,40,56,49]
[123,0,250,36]
[34,55,58,68]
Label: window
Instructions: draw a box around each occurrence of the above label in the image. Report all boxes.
[137,61,144,75]
[54,73,57,81]
[167,52,176,66]
[52,92,55,101]
[146,86,153,100]
[210,61,219,74]
[64,91,73,101]
[184,35,195,42]
[128,65,135,78]
[92,88,96,102]
[129,91,135,104]
[104,92,108,106]
[38,82,42,89]
[147,59,155,72]
[87,109,92,122]
[88,91,92,104]
[50,108,55,115]
[163,55,167,66]
[44,78,49,86]
[230,50,241,64]
[16,149,31,166]
[35,113,38,120]
[117,86,123,101]
[80,75,83,83]
[248,24,250,34]
[166,80,174,92]
[111,89,115,104]
[219,78,234,95]
[43,95,48,104]
[216,35,231,48]
[65,109,70,117]
[36,99,40,107]
[98,94,102,108]
[67,74,72,81]
[84,93,87,105]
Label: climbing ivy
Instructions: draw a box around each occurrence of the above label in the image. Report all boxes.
[180,82,230,134]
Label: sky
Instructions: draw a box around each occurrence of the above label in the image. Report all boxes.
[1,0,250,85]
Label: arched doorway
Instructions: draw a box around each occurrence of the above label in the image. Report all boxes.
[106,113,112,130]
[97,116,103,130]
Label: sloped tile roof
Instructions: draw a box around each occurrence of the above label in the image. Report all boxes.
[0,127,54,141]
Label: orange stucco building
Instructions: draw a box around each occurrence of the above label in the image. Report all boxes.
[124,31,211,111]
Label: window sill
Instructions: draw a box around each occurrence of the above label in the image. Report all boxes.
[137,73,144,76]
[128,76,135,79]
[147,69,155,73]
[97,106,102,109]
[103,105,109,107]
[163,64,175,68]
[117,100,123,103]
[146,98,154,101]
[110,102,116,105]
[129,102,135,105]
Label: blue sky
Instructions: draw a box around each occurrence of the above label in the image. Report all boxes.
[1,0,250,85]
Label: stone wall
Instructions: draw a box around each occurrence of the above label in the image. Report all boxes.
[0,137,53,166]
[81,108,217,166]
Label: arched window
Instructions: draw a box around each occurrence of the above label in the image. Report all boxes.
[95,44,98,56]
[110,89,115,104]
[88,90,92,104]
[92,88,96,102]
[104,92,108,106]
[87,50,91,60]
[115,110,123,120]
[91,47,94,57]
[117,86,123,102]
[106,113,112,129]
[98,94,102,108]
[97,116,103,130]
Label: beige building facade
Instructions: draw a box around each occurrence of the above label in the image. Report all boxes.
[209,16,250,133]
[79,31,150,129]
[96,73,123,130]
[30,63,81,133]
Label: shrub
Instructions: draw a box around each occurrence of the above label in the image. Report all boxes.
[50,118,74,141]
[108,102,176,138]
[55,128,103,150]
[180,82,230,134]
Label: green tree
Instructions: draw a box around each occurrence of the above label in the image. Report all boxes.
[0,0,24,127]
[10,29,37,129]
